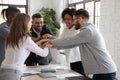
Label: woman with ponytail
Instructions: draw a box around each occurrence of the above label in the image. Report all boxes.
[0,7,20,65]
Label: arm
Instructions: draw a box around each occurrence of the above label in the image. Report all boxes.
[50,28,92,49]
[0,24,10,39]
[25,37,49,57]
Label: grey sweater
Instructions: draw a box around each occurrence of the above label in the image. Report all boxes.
[51,23,117,75]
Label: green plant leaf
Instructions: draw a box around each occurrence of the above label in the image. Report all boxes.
[39,7,60,36]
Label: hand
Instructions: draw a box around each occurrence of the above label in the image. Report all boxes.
[41,41,57,48]
[42,34,55,39]
[44,43,53,48]
[32,37,42,42]
[36,39,50,46]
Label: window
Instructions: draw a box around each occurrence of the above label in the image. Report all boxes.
[68,0,100,29]
[0,0,28,23]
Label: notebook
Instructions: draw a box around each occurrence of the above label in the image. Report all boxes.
[65,76,92,80]
[22,70,40,77]
[40,68,56,73]
[39,73,56,78]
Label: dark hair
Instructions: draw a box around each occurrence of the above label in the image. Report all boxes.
[61,8,76,21]
[74,9,89,19]
[32,13,43,19]
[1,6,20,20]
[6,13,30,48]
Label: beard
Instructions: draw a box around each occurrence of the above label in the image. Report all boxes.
[34,26,42,32]
[75,22,81,30]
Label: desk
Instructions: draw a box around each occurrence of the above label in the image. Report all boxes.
[21,64,81,80]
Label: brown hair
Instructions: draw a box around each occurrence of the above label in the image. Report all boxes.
[1,6,20,21]
[32,13,43,19]
[74,9,89,19]
[6,13,30,48]
[61,8,76,21]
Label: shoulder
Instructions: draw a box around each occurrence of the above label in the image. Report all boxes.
[81,23,95,32]
[0,22,10,34]
[22,36,35,46]
[25,36,32,41]
[77,25,93,38]
[22,36,32,43]
[0,22,9,28]
[42,24,50,29]
[41,24,53,35]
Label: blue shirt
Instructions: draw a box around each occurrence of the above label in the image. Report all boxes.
[0,22,10,65]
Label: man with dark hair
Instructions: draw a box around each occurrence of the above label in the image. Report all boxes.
[43,9,117,80]
[24,13,52,66]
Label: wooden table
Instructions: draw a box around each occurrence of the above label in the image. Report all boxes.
[21,64,81,80]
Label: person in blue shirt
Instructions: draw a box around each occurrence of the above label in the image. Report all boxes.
[0,7,20,65]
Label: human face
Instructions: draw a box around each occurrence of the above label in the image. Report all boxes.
[32,18,43,32]
[73,15,81,29]
[75,16,88,28]
[63,14,74,29]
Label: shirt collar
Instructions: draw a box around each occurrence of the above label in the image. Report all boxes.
[32,27,41,37]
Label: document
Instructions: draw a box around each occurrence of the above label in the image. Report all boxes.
[22,70,40,77]
[56,73,78,79]
[39,73,56,78]
[65,76,92,80]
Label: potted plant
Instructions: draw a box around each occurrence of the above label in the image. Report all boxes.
[39,7,60,36]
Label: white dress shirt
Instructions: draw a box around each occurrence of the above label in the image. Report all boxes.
[59,26,81,63]
[1,36,48,70]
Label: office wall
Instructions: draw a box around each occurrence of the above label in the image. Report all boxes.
[28,0,67,21]
[28,0,52,16]
[100,0,120,79]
